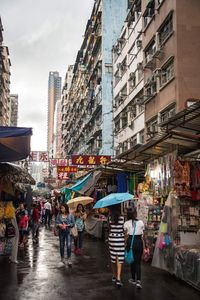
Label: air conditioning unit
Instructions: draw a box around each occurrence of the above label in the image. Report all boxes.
[129,72,136,80]
[118,37,126,43]
[154,68,162,77]
[135,97,141,104]
[119,91,127,98]
[146,53,153,64]
[121,111,127,118]
[117,63,122,69]
[136,39,142,49]
[128,119,134,128]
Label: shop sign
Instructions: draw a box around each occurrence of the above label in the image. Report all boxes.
[49,158,69,167]
[57,172,69,180]
[71,155,111,166]
[30,151,49,162]
[57,166,77,173]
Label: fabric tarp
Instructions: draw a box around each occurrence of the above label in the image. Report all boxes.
[0,126,32,162]
[84,215,105,238]
[78,170,102,196]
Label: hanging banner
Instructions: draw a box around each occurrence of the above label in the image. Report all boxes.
[57,166,78,173]
[71,155,111,166]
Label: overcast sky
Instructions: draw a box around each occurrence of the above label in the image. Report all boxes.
[1,0,94,151]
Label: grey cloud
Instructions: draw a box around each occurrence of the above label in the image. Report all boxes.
[1,0,94,150]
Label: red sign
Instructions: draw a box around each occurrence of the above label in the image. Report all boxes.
[57,172,69,180]
[57,166,77,173]
[29,151,49,162]
[71,155,111,166]
[50,159,69,167]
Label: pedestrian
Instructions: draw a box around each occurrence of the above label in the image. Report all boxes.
[108,204,125,287]
[56,204,75,266]
[74,203,87,255]
[124,208,144,289]
[16,203,29,248]
[32,203,40,243]
[44,200,52,228]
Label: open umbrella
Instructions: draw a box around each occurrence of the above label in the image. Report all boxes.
[93,192,134,209]
[67,196,94,209]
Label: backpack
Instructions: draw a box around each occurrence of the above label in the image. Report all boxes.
[75,217,84,232]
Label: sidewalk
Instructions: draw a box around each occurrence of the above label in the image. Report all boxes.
[0,227,199,300]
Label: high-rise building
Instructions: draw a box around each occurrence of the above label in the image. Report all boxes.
[9,94,18,126]
[62,0,128,156]
[47,71,61,158]
[0,17,11,126]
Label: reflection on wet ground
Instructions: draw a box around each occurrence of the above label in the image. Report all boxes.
[0,227,199,300]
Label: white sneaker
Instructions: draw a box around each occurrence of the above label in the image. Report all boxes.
[67,258,72,266]
[136,280,142,289]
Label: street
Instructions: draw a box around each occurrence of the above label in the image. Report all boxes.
[0,228,199,300]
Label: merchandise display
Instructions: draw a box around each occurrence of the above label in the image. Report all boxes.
[0,201,15,256]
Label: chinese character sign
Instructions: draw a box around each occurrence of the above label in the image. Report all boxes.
[57,166,77,173]
[29,151,38,161]
[71,155,111,165]
[57,172,69,180]
[39,152,49,162]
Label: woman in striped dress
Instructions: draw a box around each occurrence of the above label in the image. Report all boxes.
[108,204,125,287]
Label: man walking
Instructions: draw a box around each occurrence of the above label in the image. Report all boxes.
[44,200,52,228]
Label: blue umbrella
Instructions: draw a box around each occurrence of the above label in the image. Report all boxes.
[93,192,134,209]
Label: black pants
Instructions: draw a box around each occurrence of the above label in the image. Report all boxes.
[127,235,143,281]
[74,231,84,249]
[45,210,51,227]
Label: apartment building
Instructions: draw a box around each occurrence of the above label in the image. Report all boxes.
[62,0,128,156]
[0,18,11,126]
[9,94,18,126]
[61,65,74,157]
[113,0,145,157]
[142,0,200,141]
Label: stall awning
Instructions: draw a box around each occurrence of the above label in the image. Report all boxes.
[0,126,32,162]
[116,101,200,163]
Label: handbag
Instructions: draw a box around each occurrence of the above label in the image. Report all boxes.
[125,222,136,264]
[53,226,59,237]
[5,222,16,238]
[70,225,78,238]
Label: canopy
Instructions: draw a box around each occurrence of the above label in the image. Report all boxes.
[0,126,32,162]
[0,163,36,185]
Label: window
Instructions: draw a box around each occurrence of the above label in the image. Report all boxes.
[143,0,155,28]
[128,71,136,93]
[129,135,137,148]
[144,40,156,66]
[114,70,121,86]
[121,110,128,128]
[146,117,158,138]
[121,57,127,77]
[139,130,144,144]
[144,77,157,100]
[160,58,174,87]
[159,13,173,45]
[137,63,143,81]
[160,105,176,123]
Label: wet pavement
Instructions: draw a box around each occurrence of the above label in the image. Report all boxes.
[0,227,199,300]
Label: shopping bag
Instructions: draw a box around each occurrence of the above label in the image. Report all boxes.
[53,226,59,237]
[125,248,134,264]
[5,222,16,238]
[70,225,78,238]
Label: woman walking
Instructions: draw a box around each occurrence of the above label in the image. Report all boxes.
[124,208,144,289]
[74,204,87,255]
[56,204,75,266]
[108,204,125,287]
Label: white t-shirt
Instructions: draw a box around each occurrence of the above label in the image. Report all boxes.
[44,202,52,211]
[124,219,144,235]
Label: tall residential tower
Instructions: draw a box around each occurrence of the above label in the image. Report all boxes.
[47,71,61,158]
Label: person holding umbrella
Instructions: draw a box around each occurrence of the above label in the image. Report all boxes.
[74,203,87,255]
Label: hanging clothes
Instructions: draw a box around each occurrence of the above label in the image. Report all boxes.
[117,173,128,193]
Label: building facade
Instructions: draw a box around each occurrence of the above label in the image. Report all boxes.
[47,71,61,158]
[9,94,18,126]
[113,0,145,156]
[0,18,11,126]
[142,0,200,141]
[61,0,128,157]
